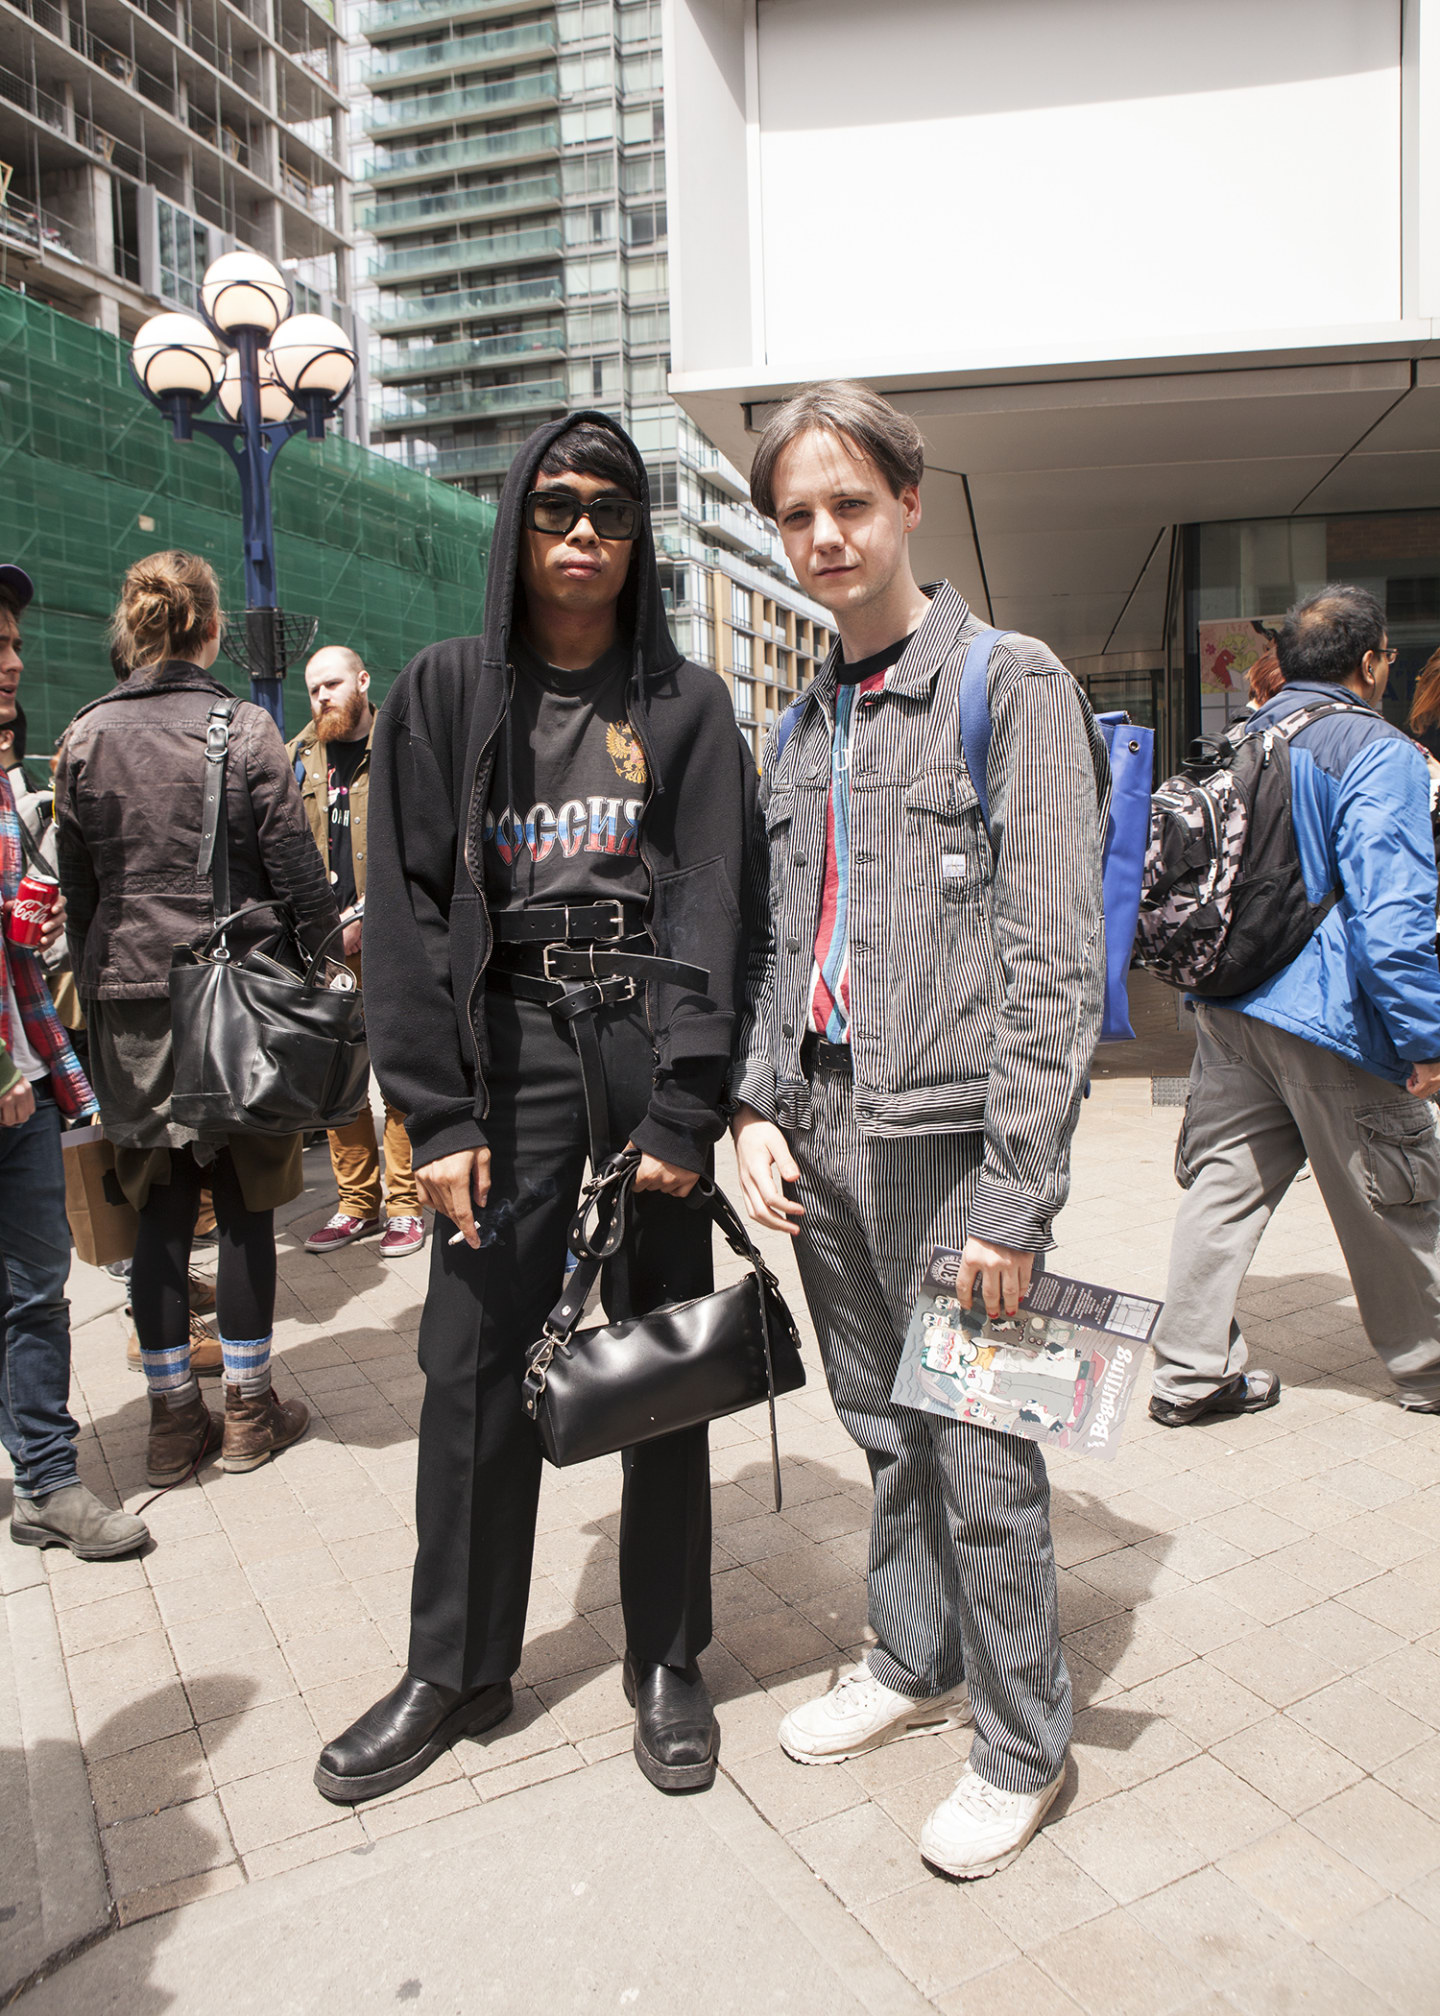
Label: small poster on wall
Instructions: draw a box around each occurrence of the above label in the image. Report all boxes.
[1197,616,1285,734]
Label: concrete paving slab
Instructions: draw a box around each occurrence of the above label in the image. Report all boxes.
[19,1756,931,2016]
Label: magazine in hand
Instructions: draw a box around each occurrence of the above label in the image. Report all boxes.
[890,1252,1160,1460]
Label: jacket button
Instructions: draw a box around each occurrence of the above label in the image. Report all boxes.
[786,938,801,953]
[793,855,807,868]
[782,1023,795,1038]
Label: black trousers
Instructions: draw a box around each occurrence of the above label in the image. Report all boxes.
[408,990,714,1692]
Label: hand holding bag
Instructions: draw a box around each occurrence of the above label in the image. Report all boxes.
[523,1152,807,1510]
[168,696,370,1137]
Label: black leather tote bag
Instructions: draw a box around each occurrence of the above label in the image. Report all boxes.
[170,901,370,1136]
[167,694,368,1137]
[523,1153,806,1509]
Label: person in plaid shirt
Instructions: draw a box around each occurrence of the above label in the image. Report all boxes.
[0,564,149,1559]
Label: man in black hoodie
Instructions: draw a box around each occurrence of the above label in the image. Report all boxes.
[314,415,757,1804]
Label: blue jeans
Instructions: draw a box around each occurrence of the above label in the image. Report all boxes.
[0,1084,79,1497]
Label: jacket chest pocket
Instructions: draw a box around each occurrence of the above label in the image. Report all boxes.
[765,790,796,905]
[878,767,997,1091]
[901,769,988,895]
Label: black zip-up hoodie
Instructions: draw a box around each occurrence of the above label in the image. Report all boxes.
[365,411,758,1173]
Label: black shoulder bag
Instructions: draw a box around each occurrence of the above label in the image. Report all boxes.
[168,697,371,1137]
[523,1151,807,1510]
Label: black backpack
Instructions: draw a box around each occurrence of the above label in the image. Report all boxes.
[1135,699,1361,999]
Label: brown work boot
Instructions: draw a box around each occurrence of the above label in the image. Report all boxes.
[221,1382,310,1473]
[128,1312,223,1378]
[146,1392,223,1488]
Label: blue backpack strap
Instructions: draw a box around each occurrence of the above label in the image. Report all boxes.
[959,627,1007,833]
[774,695,805,764]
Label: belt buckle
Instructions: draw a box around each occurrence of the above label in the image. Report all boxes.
[542,942,564,983]
[597,899,626,943]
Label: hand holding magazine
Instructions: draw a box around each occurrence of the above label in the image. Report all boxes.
[891,1253,1160,1460]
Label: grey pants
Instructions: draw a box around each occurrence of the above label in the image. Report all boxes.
[786,1059,1071,1796]
[1154,1004,1440,1409]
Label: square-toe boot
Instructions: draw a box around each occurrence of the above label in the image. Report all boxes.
[146,1393,223,1488]
[221,1383,310,1473]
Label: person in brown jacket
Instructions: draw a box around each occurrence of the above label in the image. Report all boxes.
[285,647,424,1259]
[54,552,341,1489]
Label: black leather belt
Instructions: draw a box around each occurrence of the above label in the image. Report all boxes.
[491,899,641,945]
[801,1031,854,1077]
[487,920,713,1174]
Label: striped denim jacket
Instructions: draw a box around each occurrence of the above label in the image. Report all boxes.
[732,582,1108,1251]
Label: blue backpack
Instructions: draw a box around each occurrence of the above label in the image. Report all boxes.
[960,629,1149,1043]
[774,630,1150,1043]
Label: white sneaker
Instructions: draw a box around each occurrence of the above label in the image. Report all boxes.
[778,1664,971,1764]
[919,1762,1064,1879]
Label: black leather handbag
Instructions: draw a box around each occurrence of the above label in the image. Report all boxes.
[168,697,370,1138]
[523,1153,807,1510]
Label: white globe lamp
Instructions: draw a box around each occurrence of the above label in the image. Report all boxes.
[217,348,295,425]
[201,250,291,339]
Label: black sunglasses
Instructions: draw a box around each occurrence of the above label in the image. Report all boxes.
[523,488,644,542]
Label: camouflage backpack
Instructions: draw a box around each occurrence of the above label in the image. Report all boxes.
[1135,699,1362,999]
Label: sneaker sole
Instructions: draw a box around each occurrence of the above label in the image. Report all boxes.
[303,1227,383,1254]
[780,1698,972,1766]
[313,1685,514,1806]
[920,1774,1064,1881]
[10,1521,148,1561]
[380,1242,425,1259]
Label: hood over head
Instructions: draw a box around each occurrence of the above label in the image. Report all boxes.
[479,409,682,684]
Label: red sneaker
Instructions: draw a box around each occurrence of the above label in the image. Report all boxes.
[304,1213,383,1254]
[379,1215,426,1258]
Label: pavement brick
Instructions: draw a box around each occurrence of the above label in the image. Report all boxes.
[10,1093,1439,2013]
[100,1791,234,1899]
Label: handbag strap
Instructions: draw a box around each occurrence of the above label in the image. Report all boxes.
[525,1151,791,1511]
[198,696,238,922]
[196,899,351,992]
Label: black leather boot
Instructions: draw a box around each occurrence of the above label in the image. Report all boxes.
[314,1673,513,1805]
[622,1652,718,1792]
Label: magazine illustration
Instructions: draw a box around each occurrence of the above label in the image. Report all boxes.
[890,1252,1159,1460]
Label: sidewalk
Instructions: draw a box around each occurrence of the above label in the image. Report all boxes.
[4,1083,1440,2013]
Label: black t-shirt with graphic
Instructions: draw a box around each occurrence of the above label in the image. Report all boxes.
[484,634,649,912]
[324,735,367,912]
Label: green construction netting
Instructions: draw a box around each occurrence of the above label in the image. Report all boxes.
[0,286,495,754]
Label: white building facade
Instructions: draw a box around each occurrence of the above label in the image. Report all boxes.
[662,0,1440,766]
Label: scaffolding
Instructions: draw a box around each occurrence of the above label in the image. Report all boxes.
[0,285,496,751]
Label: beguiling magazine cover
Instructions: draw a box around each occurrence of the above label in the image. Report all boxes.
[890,1253,1161,1460]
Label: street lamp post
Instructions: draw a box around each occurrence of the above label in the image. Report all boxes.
[129,251,358,734]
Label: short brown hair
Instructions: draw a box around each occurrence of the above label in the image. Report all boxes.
[111,550,221,667]
[0,585,22,622]
[749,381,925,521]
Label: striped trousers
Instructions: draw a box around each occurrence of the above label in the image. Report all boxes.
[787,1058,1071,1795]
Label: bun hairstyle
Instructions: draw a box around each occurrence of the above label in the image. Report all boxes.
[111,550,221,666]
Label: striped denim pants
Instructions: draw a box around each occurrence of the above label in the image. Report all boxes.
[787,1059,1072,1795]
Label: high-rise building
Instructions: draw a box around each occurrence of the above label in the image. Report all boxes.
[351,0,833,750]
[0,0,353,343]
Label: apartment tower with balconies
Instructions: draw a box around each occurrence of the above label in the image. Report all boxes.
[355,0,832,751]
[0,0,350,339]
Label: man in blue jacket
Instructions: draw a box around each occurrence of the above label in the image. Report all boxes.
[1152,584,1440,1425]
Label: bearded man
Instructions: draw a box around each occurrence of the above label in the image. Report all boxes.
[285,646,424,1259]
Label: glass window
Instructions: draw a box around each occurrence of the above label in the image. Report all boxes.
[730,580,749,629]
[731,629,752,676]
[156,196,209,312]
[733,677,755,721]
[1186,509,1440,743]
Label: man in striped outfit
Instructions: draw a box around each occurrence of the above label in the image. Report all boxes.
[732,384,1108,1880]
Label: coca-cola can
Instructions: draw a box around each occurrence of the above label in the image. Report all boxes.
[5,872,60,951]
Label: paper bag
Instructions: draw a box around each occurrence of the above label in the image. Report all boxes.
[62,1124,138,1268]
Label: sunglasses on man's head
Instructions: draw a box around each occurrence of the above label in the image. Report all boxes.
[522,488,644,542]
